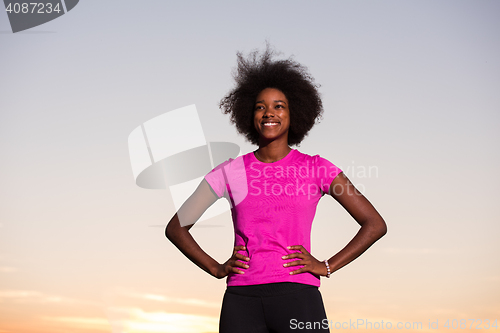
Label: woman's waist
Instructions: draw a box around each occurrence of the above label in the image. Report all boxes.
[226,282,317,297]
[227,269,320,287]
[240,252,294,271]
[236,240,311,257]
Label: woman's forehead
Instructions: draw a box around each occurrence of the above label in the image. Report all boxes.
[255,88,288,102]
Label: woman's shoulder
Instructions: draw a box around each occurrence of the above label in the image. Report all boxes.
[292,149,342,174]
[292,149,332,164]
[209,152,250,174]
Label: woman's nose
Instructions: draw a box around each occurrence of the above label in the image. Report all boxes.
[263,108,275,117]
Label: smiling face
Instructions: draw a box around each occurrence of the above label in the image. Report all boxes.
[253,88,290,144]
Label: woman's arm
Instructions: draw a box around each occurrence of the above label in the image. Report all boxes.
[165,179,250,278]
[325,172,387,273]
[284,172,387,276]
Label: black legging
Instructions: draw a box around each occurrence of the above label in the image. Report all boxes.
[219,282,330,333]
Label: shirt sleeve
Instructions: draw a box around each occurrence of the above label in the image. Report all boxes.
[314,155,342,195]
[204,160,230,198]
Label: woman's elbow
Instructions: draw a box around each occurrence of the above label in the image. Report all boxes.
[364,216,387,240]
[165,221,173,240]
[165,214,179,241]
[165,213,193,242]
[375,218,387,239]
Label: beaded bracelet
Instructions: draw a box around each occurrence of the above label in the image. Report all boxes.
[323,260,331,278]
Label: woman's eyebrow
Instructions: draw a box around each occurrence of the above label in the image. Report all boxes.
[255,100,288,104]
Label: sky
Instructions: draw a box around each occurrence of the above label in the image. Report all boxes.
[1,1,499,332]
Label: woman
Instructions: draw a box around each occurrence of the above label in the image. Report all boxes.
[166,47,387,333]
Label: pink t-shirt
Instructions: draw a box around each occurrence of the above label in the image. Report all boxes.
[204,149,342,287]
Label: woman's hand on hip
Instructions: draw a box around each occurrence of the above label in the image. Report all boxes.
[215,245,250,279]
[282,245,328,277]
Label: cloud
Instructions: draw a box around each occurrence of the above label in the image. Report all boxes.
[382,247,458,255]
[107,307,218,333]
[482,275,499,282]
[0,290,43,299]
[0,266,16,273]
[128,292,219,309]
[0,289,98,305]
[41,316,110,331]
[102,289,220,332]
[107,288,219,309]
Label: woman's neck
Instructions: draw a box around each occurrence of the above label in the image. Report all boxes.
[255,142,292,163]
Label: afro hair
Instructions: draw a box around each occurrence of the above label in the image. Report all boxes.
[219,45,323,146]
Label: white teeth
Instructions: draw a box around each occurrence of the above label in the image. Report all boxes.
[263,123,279,126]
